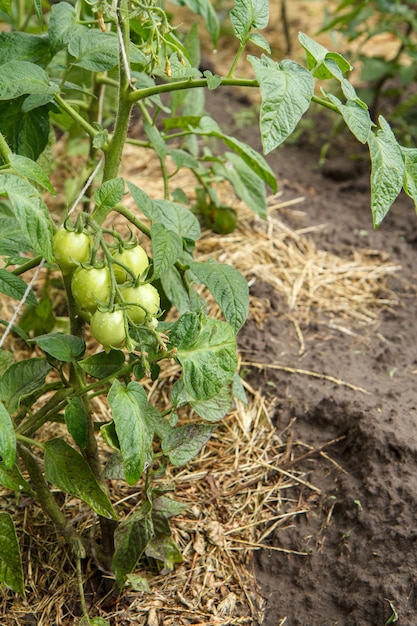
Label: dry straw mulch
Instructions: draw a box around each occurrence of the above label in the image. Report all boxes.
[0,153,401,625]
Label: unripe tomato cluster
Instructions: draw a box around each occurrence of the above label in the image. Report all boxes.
[53,227,160,352]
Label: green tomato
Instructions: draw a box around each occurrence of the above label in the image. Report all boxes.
[90,310,126,352]
[120,283,160,324]
[54,228,92,275]
[111,245,149,283]
[71,266,111,313]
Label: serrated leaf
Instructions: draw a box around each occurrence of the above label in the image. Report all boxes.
[44,438,116,519]
[113,502,153,589]
[170,313,238,400]
[0,175,54,261]
[0,402,15,469]
[190,260,248,332]
[0,96,50,161]
[0,32,51,66]
[230,0,269,43]
[214,152,267,218]
[94,178,125,218]
[128,183,201,244]
[79,350,125,379]
[0,269,37,306]
[162,422,214,465]
[324,93,371,144]
[9,154,55,194]
[0,512,24,595]
[0,61,57,100]
[68,29,119,71]
[108,380,154,484]
[64,397,88,449]
[248,56,314,154]
[367,117,404,228]
[31,333,85,362]
[151,223,183,279]
[0,358,52,414]
[402,147,417,210]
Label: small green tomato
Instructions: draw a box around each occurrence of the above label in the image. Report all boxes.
[120,283,160,324]
[90,310,126,352]
[54,228,92,275]
[71,266,111,314]
[111,245,149,283]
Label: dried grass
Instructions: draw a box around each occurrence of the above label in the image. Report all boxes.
[0,149,402,625]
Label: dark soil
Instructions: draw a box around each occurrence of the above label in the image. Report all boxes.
[207,89,417,626]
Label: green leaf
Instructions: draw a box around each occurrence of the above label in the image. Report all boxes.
[0,0,12,15]
[31,333,85,362]
[0,175,54,261]
[193,117,277,190]
[248,32,271,53]
[48,2,79,53]
[170,149,199,171]
[151,223,183,279]
[203,70,222,90]
[170,313,238,400]
[0,269,37,305]
[153,495,187,518]
[162,422,214,465]
[0,462,32,494]
[0,402,15,469]
[0,512,24,596]
[145,513,183,574]
[0,32,51,66]
[230,0,269,43]
[68,29,119,72]
[9,154,55,194]
[0,318,29,343]
[214,152,267,218]
[112,502,153,589]
[94,178,125,216]
[298,32,351,80]
[0,61,57,100]
[190,260,248,332]
[128,183,201,244]
[108,380,154,484]
[402,147,417,210]
[248,55,314,154]
[0,358,52,414]
[160,266,193,314]
[19,296,55,337]
[0,96,50,161]
[173,378,232,421]
[367,117,404,228]
[170,0,220,46]
[0,350,13,378]
[79,350,125,379]
[324,93,371,144]
[64,397,88,449]
[44,438,116,519]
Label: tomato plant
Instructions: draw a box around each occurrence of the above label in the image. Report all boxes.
[0,0,416,622]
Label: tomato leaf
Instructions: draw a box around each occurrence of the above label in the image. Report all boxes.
[30,333,85,362]
[161,422,214,465]
[230,0,269,43]
[190,259,249,332]
[170,313,238,400]
[214,152,267,218]
[0,512,25,596]
[151,222,183,279]
[68,29,119,72]
[108,380,154,484]
[9,154,55,194]
[0,61,57,100]
[44,438,116,519]
[0,402,15,469]
[93,178,125,221]
[401,146,417,211]
[48,2,79,53]
[0,32,51,65]
[64,397,88,449]
[0,269,37,306]
[248,55,314,154]
[0,175,54,261]
[323,93,372,144]
[145,512,183,574]
[112,501,153,589]
[0,358,52,414]
[0,96,50,161]
[367,117,404,228]
[79,350,125,379]
[169,0,219,47]
[0,462,33,494]
[299,32,351,81]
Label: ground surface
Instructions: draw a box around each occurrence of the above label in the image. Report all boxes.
[210,90,417,626]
